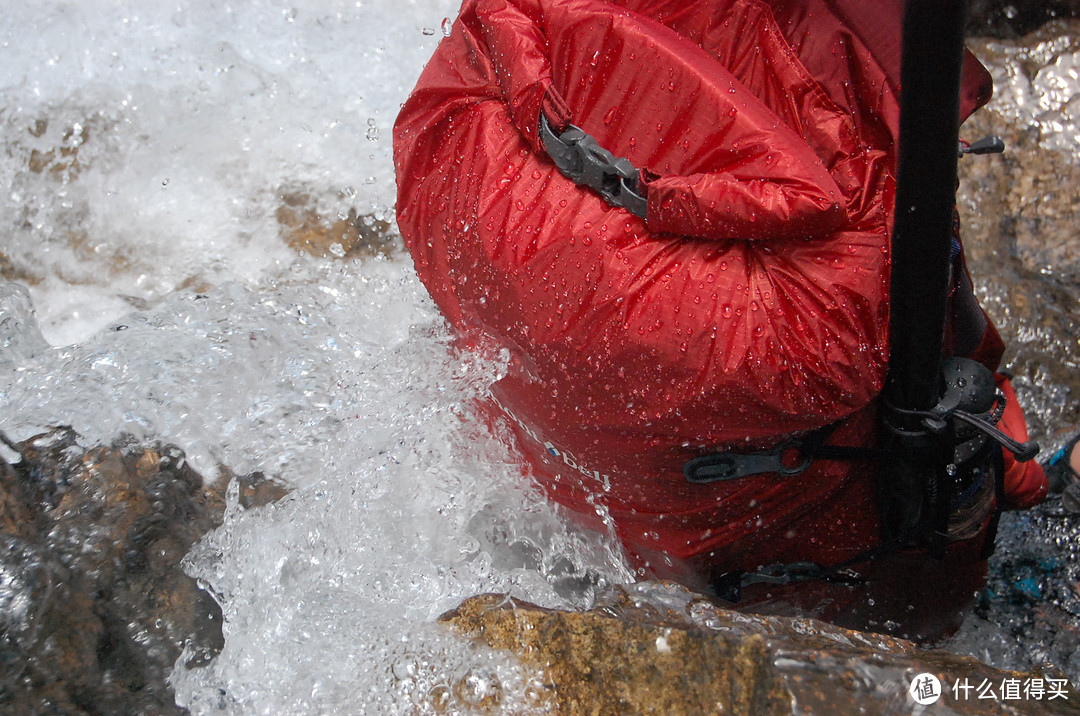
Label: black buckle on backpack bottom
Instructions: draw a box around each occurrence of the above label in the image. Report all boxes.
[683,440,814,484]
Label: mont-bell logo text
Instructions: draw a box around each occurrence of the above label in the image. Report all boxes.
[490,393,612,491]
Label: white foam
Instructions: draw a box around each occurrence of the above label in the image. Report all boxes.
[0,0,455,344]
[1,255,632,713]
[0,2,634,712]
[977,29,1080,153]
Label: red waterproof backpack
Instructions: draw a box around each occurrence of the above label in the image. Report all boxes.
[394,0,1010,627]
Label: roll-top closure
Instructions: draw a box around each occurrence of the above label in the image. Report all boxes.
[473,0,851,240]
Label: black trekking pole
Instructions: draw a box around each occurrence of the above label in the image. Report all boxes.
[880,0,969,549]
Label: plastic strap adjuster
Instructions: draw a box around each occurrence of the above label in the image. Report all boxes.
[683,440,814,484]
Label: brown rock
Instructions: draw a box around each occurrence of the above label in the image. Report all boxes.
[0,427,287,715]
[441,584,1080,715]
[276,189,399,259]
[959,23,1080,434]
[968,1,1080,38]
[24,118,87,182]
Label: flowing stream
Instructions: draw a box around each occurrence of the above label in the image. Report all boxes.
[1,3,1078,713]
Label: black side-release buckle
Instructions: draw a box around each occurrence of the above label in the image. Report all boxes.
[539,115,647,219]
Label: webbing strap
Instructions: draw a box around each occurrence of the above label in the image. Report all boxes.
[683,424,885,484]
[711,536,905,602]
[712,446,1008,603]
[685,357,1038,487]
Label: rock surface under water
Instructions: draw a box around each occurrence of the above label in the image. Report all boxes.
[0,428,286,715]
[960,21,1080,439]
[5,427,1077,714]
[442,585,1079,715]
[968,0,1080,38]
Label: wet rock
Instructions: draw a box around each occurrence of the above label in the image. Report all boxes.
[959,22,1080,437]
[0,427,287,715]
[23,117,89,183]
[962,24,1080,281]
[971,500,1080,686]
[968,1,1080,38]
[951,21,1080,688]
[442,583,1079,715]
[276,189,400,259]
[1,113,132,289]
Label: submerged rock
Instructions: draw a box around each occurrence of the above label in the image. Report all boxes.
[945,18,1080,687]
[960,22,1080,439]
[275,188,400,259]
[442,583,1079,715]
[968,1,1080,38]
[0,427,286,715]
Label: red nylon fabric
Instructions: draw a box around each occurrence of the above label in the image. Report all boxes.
[394,0,1031,629]
[997,376,1050,509]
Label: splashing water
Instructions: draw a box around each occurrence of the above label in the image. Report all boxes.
[1,3,1079,713]
[2,256,632,713]
[1,0,456,346]
[1,2,632,713]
